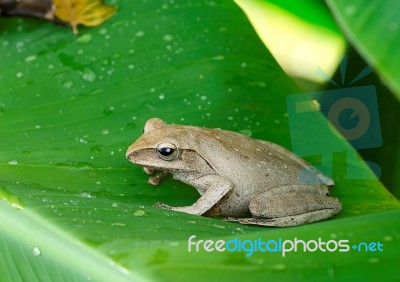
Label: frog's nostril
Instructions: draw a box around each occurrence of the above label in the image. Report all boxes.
[126,152,136,161]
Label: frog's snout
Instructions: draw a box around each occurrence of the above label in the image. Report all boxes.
[126,150,138,162]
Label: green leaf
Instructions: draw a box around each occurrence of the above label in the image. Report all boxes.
[235,0,345,83]
[261,0,342,33]
[326,0,400,100]
[0,0,399,281]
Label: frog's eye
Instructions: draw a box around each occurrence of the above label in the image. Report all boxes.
[156,143,179,161]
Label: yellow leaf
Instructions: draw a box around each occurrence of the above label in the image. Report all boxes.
[53,0,117,34]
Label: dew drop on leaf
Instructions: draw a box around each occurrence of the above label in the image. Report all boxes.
[76,34,92,44]
[32,247,41,256]
[81,68,97,82]
[133,210,145,217]
[25,55,37,62]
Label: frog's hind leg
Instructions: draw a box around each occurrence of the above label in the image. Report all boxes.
[225,185,341,227]
[225,210,338,227]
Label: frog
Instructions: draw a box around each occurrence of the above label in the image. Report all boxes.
[126,118,342,227]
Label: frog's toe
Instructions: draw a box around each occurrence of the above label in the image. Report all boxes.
[148,171,169,185]
[148,176,161,185]
[154,202,171,209]
[223,217,242,222]
[224,217,279,226]
[143,167,155,175]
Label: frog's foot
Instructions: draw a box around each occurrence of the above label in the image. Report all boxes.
[154,202,204,216]
[148,171,169,185]
[155,175,233,216]
[224,210,339,227]
[154,202,172,209]
[143,167,155,175]
[223,217,280,226]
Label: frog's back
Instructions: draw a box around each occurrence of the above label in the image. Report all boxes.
[185,126,332,192]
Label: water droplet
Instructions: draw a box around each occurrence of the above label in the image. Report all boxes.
[212,55,225,61]
[78,192,96,198]
[35,125,41,129]
[8,160,18,165]
[16,72,23,78]
[133,210,145,216]
[249,81,266,88]
[200,95,207,101]
[103,106,115,115]
[81,68,96,82]
[90,145,102,153]
[126,122,136,129]
[159,94,165,100]
[135,30,144,37]
[32,247,41,256]
[367,257,380,264]
[271,264,286,271]
[128,64,135,69]
[25,55,37,62]
[241,62,247,68]
[111,222,126,227]
[62,81,74,89]
[311,99,320,110]
[102,59,110,65]
[102,129,109,135]
[76,34,92,44]
[383,235,393,242]
[163,34,174,42]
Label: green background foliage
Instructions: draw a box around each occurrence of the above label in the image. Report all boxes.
[0,0,399,281]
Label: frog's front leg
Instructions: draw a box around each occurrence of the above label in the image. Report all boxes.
[148,170,169,185]
[226,185,341,227]
[155,175,233,216]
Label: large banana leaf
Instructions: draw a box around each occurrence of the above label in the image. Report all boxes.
[0,0,399,281]
[326,0,400,101]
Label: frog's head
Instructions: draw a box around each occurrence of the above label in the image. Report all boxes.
[126,118,199,172]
